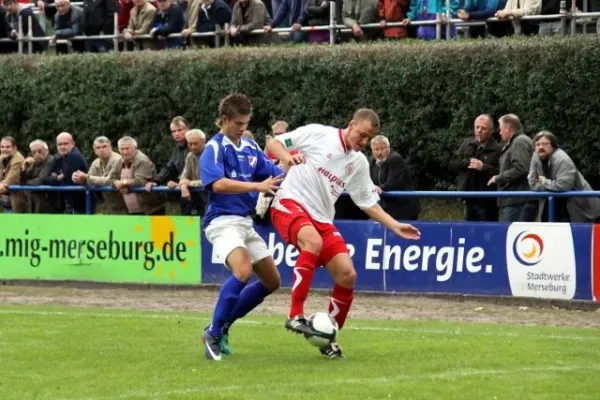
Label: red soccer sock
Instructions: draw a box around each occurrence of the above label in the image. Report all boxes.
[329,284,354,330]
[289,250,319,318]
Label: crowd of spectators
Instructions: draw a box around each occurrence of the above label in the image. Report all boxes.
[0,0,597,54]
[1,112,597,223]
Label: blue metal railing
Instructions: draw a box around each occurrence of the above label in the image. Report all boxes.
[6,185,600,222]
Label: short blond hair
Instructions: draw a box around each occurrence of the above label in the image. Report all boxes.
[271,121,289,134]
[353,109,380,131]
[170,116,190,129]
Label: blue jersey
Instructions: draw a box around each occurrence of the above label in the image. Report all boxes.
[200,133,283,229]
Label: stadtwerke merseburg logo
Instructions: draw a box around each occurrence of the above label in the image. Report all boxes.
[512,231,544,266]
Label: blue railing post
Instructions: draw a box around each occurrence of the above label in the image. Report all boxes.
[85,190,93,215]
[548,196,555,222]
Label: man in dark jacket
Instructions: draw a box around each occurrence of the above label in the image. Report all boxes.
[46,132,90,214]
[150,0,185,48]
[52,0,86,54]
[4,0,48,53]
[488,114,536,222]
[195,0,231,47]
[83,0,117,52]
[21,140,62,214]
[369,135,419,220]
[450,114,502,221]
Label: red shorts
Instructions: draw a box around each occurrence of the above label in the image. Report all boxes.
[270,199,349,266]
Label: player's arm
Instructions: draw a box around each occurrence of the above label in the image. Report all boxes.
[265,137,305,167]
[363,204,420,240]
[265,125,319,167]
[348,159,420,241]
[200,142,283,195]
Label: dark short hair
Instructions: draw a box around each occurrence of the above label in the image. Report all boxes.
[219,93,252,120]
[3,0,16,5]
[533,131,559,149]
[1,136,16,147]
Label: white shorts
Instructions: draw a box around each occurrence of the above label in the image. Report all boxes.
[205,216,271,267]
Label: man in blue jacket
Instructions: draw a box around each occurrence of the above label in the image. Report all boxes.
[269,0,307,43]
[150,0,185,48]
[46,132,90,214]
[457,0,508,37]
[195,0,232,47]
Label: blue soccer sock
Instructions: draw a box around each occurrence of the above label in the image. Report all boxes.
[226,281,272,330]
[208,275,247,337]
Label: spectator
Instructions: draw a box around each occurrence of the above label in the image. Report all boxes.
[369,135,420,220]
[51,0,86,54]
[405,0,459,40]
[20,140,62,214]
[178,129,207,216]
[487,114,536,222]
[180,0,202,46]
[195,0,232,48]
[538,0,581,35]
[266,120,292,160]
[0,5,11,55]
[83,0,117,52]
[47,132,89,214]
[378,0,409,39]
[229,0,281,45]
[147,116,190,193]
[450,114,502,221]
[457,0,507,38]
[0,136,26,213]
[342,0,380,40]
[149,0,186,49]
[119,0,135,40]
[528,131,600,223]
[114,136,166,215]
[4,0,48,53]
[72,136,127,214]
[304,0,329,43]
[123,0,157,50]
[270,0,308,43]
[495,0,540,35]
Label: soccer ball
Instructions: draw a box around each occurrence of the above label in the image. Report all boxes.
[305,312,338,348]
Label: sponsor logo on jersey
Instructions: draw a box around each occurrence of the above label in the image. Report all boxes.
[318,166,345,188]
[284,138,293,148]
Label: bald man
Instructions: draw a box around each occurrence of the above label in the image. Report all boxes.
[47,132,90,214]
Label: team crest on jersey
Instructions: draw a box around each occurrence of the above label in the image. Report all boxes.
[248,156,257,167]
[345,162,354,175]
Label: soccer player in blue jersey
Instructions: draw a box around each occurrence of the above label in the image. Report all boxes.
[200,93,287,361]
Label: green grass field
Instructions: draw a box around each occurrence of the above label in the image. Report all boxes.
[1,304,599,400]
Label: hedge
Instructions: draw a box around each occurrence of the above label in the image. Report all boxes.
[1,36,599,189]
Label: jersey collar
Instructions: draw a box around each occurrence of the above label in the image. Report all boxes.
[338,129,350,154]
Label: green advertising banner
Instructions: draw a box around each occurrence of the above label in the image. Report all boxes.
[0,214,201,284]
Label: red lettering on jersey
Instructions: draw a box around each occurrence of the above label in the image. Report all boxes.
[317,166,346,188]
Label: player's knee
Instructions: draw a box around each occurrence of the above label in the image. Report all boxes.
[298,234,323,254]
[337,268,357,287]
[232,264,254,283]
[266,274,281,292]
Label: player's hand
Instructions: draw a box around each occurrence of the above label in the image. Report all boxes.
[145,182,156,192]
[390,222,421,241]
[256,173,285,195]
[283,153,305,167]
[167,181,178,189]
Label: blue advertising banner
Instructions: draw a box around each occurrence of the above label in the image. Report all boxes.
[201,221,594,301]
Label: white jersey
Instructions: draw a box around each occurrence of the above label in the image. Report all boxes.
[272,124,380,223]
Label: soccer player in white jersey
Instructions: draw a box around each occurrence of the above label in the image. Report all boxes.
[266,108,421,359]
[200,94,285,361]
